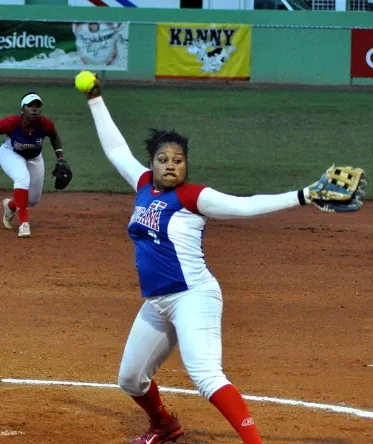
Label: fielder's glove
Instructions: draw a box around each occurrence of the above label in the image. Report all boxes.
[52,159,73,190]
[305,165,367,212]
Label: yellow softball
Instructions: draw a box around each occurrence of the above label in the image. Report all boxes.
[75,70,96,93]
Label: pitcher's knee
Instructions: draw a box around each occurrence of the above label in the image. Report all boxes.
[193,374,231,400]
[14,178,30,190]
[118,372,151,397]
[28,197,40,207]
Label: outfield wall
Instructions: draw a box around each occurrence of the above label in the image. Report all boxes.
[1,5,373,85]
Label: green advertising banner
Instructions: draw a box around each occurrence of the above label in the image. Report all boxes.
[0,21,129,71]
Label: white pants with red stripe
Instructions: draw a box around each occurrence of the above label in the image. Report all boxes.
[0,144,44,206]
[118,277,231,400]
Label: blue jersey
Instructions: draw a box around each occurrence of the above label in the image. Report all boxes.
[0,115,56,160]
[128,171,213,297]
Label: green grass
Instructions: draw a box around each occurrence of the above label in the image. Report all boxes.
[0,83,371,197]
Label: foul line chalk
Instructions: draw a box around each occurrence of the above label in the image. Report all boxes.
[1,378,373,419]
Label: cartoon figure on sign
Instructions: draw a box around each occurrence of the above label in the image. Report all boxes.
[72,22,125,66]
[187,40,236,73]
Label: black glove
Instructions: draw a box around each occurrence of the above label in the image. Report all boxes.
[52,159,73,190]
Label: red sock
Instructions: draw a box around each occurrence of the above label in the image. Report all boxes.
[7,199,16,212]
[131,380,173,425]
[13,188,29,224]
[209,384,263,444]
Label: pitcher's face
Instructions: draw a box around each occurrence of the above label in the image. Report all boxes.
[151,143,187,192]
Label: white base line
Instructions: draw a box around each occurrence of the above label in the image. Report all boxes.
[2,378,373,419]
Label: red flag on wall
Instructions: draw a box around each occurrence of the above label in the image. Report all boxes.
[351,29,373,78]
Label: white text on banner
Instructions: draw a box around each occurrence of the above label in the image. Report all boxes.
[0,21,129,71]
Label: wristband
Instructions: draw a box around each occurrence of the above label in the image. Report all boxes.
[297,189,306,206]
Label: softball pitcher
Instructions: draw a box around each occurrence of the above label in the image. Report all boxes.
[0,92,65,238]
[81,78,365,444]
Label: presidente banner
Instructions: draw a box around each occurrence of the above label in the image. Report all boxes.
[350,29,373,78]
[156,23,251,80]
[68,0,179,6]
[0,21,129,71]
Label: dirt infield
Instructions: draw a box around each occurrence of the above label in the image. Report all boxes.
[1,192,372,444]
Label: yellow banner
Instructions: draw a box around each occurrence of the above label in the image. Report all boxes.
[156,23,251,80]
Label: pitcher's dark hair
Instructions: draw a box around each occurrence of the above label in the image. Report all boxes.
[145,129,189,162]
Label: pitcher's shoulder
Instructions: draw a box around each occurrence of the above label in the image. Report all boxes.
[176,183,207,214]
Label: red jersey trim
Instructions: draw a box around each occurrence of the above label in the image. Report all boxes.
[137,172,206,214]
[177,184,206,214]
[0,115,56,136]
[0,115,22,134]
[40,116,57,136]
[137,170,152,191]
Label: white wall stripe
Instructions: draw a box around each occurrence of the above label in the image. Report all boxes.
[2,378,373,419]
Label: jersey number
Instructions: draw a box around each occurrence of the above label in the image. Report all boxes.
[148,230,160,245]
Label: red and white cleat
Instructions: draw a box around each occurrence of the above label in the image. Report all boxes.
[128,415,184,444]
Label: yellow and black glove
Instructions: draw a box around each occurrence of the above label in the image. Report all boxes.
[305,165,366,212]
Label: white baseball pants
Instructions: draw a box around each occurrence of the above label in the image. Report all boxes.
[0,144,45,206]
[118,277,231,400]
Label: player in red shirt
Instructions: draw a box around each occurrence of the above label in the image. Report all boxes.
[0,92,65,238]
